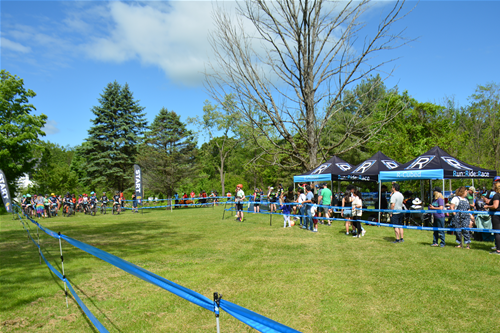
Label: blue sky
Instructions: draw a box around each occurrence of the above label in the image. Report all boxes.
[2,1,499,148]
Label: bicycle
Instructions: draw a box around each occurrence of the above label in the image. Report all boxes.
[63,203,73,217]
[101,202,107,215]
[90,203,97,216]
[112,202,120,215]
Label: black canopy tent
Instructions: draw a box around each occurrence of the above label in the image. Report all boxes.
[337,151,401,222]
[293,155,354,185]
[379,146,497,203]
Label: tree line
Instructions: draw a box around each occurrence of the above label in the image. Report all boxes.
[2,69,499,202]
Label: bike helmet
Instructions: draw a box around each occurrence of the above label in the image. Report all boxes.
[103,192,106,194]
[91,191,95,195]
[116,191,119,194]
[27,194,31,197]
[51,193,55,196]
[66,192,70,196]
[23,195,26,198]
[84,193,87,196]
[79,194,82,197]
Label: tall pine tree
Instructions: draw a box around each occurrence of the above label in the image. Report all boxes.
[80,81,146,191]
[137,108,197,197]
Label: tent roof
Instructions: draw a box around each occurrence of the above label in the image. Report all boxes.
[338,151,401,182]
[293,156,354,183]
[379,146,497,181]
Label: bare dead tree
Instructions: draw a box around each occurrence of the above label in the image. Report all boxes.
[205,0,413,171]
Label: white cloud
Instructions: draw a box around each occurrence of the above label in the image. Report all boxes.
[42,120,60,135]
[82,1,216,86]
[1,37,32,53]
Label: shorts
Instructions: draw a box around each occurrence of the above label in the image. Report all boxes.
[254,203,260,207]
[318,207,324,213]
[343,209,352,217]
[391,213,403,226]
[236,202,243,212]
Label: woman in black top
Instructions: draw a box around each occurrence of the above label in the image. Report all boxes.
[484,182,500,255]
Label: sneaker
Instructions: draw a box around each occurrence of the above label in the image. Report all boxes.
[392,240,400,243]
[491,247,497,251]
[314,228,318,232]
[312,229,318,232]
[400,239,404,243]
[489,251,500,255]
[302,226,307,229]
[439,243,445,247]
[430,243,439,247]
[346,232,349,235]
[361,230,366,237]
[353,234,359,238]
[235,218,240,222]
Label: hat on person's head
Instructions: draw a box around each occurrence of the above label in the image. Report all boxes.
[237,184,243,188]
[270,186,274,190]
[494,176,500,182]
[412,198,422,205]
[469,186,476,192]
[433,186,442,193]
[315,184,319,188]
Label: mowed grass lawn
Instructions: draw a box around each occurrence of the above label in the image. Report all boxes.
[1,206,499,332]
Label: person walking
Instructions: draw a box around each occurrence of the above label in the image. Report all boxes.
[429,187,446,247]
[390,183,405,243]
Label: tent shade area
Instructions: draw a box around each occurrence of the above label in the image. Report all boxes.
[379,146,497,182]
[338,151,400,182]
[293,156,353,183]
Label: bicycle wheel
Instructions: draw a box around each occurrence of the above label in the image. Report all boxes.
[92,206,97,216]
[112,205,117,215]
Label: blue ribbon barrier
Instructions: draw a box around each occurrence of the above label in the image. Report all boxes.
[220,299,301,333]
[15,207,109,332]
[15,205,301,332]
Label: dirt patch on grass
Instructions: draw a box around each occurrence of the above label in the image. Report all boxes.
[1,317,29,330]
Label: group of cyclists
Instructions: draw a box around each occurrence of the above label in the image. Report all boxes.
[20,191,125,218]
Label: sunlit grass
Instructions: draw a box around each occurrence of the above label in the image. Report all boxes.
[1,206,499,332]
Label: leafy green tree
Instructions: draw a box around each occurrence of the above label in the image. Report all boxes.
[189,95,242,195]
[0,70,46,195]
[137,108,197,198]
[30,141,79,194]
[80,81,147,191]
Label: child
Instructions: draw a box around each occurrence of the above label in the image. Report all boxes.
[310,198,319,232]
[280,200,292,227]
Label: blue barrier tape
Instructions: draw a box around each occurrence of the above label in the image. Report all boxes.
[220,299,301,333]
[16,210,109,332]
[59,234,215,312]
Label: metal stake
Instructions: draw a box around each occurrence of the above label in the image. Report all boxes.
[37,226,41,265]
[58,232,69,308]
[214,292,222,333]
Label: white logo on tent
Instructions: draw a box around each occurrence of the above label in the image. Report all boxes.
[336,163,352,171]
[381,160,398,169]
[406,155,435,170]
[353,160,375,173]
[311,163,331,174]
[441,157,472,170]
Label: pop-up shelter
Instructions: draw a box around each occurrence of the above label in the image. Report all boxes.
[293,156,354,183]
[379,146,497,182]
[378,146,497,208]
[337,151,401,182]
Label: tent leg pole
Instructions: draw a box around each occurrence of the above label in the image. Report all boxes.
[378,182,381,225]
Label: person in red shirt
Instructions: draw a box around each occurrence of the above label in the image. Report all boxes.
[120,192,125,209]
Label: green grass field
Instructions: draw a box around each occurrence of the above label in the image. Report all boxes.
[1,206,499,332]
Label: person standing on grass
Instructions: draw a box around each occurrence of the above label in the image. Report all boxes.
[429,187,446,247]
[235,184,245,222]
[453,186,472,249]
[132,193,138,213]
[390,183,405,243]
[484,181,500,255]
[253,188,261,213]
[319,183,333,226]
[342,191,353,235]
[352,190,364,238]
[302,186,315,231]
[296,188,306,227]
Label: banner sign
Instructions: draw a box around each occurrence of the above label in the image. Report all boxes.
[0,169,13,213]
[133,164,143,204]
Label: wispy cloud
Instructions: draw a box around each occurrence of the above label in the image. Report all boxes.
[82,1,216,86]
[1,37,32,53]
[42,119,60,135]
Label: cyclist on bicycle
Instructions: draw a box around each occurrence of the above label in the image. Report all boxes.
[82,193,89,212]
[49,193,59,215]
[101,192,108,210]
[76,194,83,211]
[89,192,98,211]
[113,191,121,213]
[63,192,72,214]
[21,195,27,211]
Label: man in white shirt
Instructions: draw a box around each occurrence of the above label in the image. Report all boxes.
[390,183,405,243]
